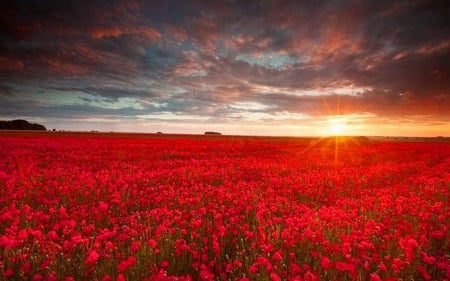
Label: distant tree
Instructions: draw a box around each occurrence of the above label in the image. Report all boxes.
[0,119,46,130]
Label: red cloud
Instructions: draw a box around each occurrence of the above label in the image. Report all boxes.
[0,56,24,71]
[91,26,160,41]
[35,56,90,75]
[164,25,188,43]
[309,30,361,63]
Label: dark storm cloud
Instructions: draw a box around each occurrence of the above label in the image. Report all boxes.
[0,0,449,127]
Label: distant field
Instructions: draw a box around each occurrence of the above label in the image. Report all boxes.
[0,132,449,280]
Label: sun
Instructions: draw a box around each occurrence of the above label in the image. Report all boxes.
[329,117,347,135]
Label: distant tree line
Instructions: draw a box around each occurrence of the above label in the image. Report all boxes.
[0,119,46,130]
[204,131,222,135]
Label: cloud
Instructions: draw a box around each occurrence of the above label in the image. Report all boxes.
[0,0,449,135]
[0,56,24,71]
[0,83,17,97]
[91,26,160,41]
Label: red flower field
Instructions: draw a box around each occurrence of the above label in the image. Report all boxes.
[0,132,449,280]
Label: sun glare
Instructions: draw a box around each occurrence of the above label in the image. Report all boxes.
[329,118,347,135]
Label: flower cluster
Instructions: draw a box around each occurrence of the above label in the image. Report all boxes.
[0,133,449,280]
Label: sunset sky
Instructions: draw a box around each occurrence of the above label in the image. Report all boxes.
[1,0,449,136]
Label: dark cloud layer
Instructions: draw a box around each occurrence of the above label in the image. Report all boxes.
[1,0,449,134]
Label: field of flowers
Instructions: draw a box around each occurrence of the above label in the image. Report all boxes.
[0,132,449,281]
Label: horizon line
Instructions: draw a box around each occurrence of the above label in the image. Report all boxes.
[1,129,449,139]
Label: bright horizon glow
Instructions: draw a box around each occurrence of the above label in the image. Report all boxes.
[5,114,447,137]
[327,117,347,136]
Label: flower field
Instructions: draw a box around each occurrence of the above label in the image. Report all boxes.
[0,132,449,281]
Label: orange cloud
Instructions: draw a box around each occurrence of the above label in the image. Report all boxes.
[91,26,160,41]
